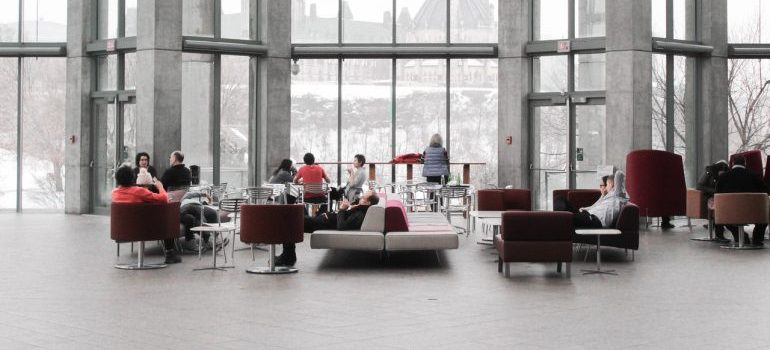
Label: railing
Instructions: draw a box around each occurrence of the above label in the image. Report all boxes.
[311,162,486,185]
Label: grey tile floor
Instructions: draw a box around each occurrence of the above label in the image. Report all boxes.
[0,213,769,349]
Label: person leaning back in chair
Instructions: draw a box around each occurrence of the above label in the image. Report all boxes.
[274,190,380,267]
[572,171,629,229]
[111,164,182,264]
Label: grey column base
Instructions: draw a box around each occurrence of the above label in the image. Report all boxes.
[114,263,167,270]
[246,266,298,274]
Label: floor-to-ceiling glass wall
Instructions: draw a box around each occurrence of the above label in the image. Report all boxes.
[0,0,67,211]
[727,1,770,156]
[290,0,499,188]
[529,0,606,210]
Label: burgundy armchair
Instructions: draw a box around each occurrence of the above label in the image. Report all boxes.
[240,204,304,274]
[573,203,640,258]
[764,155,770,186]
[495,211,573,277]
[477,189,531,211]
[110,201,180,270]
[626,150,686,221]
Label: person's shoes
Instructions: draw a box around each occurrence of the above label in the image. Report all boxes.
[661,222,675,229]
[179,238,202,253]
[274,254,296,267]
[752,242,765,248]
[164,250,182,264]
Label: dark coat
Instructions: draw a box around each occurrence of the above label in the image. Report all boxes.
[716,166,770,195]
[161,164,192,189]
[336,205,371,231]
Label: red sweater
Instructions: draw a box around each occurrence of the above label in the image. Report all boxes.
[112,185,168,204]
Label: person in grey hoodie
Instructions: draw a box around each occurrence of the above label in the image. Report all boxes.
[574,171,629,228]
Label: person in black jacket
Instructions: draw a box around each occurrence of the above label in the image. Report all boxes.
[133,152,158,179]
[160,150,192,189]
[715,156,770,246]
[274,191,381,266]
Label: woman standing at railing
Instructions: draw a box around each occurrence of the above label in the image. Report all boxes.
[344,154,367,203]
[422,133,449,184]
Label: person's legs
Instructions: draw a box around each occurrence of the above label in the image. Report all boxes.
[661,216,675,229]
[275,243,296,266]
[163,239,181,263]
[751,224,767,245]
[573,211,602,229]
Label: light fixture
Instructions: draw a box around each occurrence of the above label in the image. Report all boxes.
[291,59,300,75]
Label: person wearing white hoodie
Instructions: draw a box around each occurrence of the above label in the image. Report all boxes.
[574,171,629,228]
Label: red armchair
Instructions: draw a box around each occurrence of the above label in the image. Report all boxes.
[573,203,640,259]
[626,150,686,220]
[240,204,305,274]
[110,202,180,270]
[764,155,770,186]
[477,189,531,211]
[729,150,764,177]
[495,211,573,277]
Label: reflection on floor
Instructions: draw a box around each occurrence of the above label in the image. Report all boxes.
[0,213,769,349]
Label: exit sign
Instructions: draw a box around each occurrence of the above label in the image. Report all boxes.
[557,40,571,53]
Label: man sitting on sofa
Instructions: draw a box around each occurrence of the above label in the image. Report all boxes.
[275,190,381,266]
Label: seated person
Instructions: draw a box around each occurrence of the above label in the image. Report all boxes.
[177,192,227,252]
[275,191,381,267]
[268,159,297,204]
[714,156,770,246]
[573,171,629,229]
[294,152,331,204]
[160,150,191,190]
[554,175,609,213]
[696,160,729,233]
[111,164,181,264]
[134,152,158,179]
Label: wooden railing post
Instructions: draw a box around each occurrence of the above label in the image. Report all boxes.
[368,163,376,181]
[463,163,470,184]
[406,164,413,181]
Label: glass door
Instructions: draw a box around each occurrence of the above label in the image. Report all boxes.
[530,97,605,210]
[91,94,136,214]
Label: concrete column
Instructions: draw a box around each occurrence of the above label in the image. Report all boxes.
[256,0,291,184]
[497,0,530,188]
[605,0,653,170]
[65,0,95,214]
[135,0,183,174]
[696,0,729,167]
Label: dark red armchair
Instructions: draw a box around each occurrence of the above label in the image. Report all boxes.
[477,189,531,211]
[729,150,764,177]
[573,203,640,259]
[110,201,180,270]
[240,204,304,274]
[626,150,686,220]
[495,211,573,277]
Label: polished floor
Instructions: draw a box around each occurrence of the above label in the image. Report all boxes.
[1,213,769,349]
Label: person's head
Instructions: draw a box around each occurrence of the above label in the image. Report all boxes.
[169,151,184,166]
[353,154,366,168]
[733,156,746,168]
[274,159,293,175]
[605,175,615,192]
[358,190,380,206]
[711,160,729,177]
[135,152,151,168]
[303,153,315,165]
[430,133,443,147]
[600,175,610,196]
[115,164,136,187]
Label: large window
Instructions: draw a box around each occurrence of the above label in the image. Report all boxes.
[220,55,250,188]
[728,59,770,154]
[290,59,339,184]
[181,53,215,185]
[729,0,770,43]
[292,0,339,43]
[0,58,18,209]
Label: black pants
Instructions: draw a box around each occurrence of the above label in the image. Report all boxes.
[573,211,603,229]
[425,176,447,211]
[715,224,767,243]
[282,213,339,258]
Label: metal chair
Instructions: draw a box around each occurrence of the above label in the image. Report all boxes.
[190,197,247,270]
[301,182,329,216]
[261,183,288,203]
[244,187,274,204]
[415,182,441,212]
[439,186,470,234]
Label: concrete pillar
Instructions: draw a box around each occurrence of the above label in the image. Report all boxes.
[135,0,183,175]
[605,0,653,170]
[256,0,291,184]
[65,0,95,214]
[497,0,530,188]
[696,0,729,167]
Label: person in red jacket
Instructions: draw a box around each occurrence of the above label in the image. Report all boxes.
[112,165,182,264]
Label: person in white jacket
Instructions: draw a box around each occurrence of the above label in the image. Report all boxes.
[574,171,629,228]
